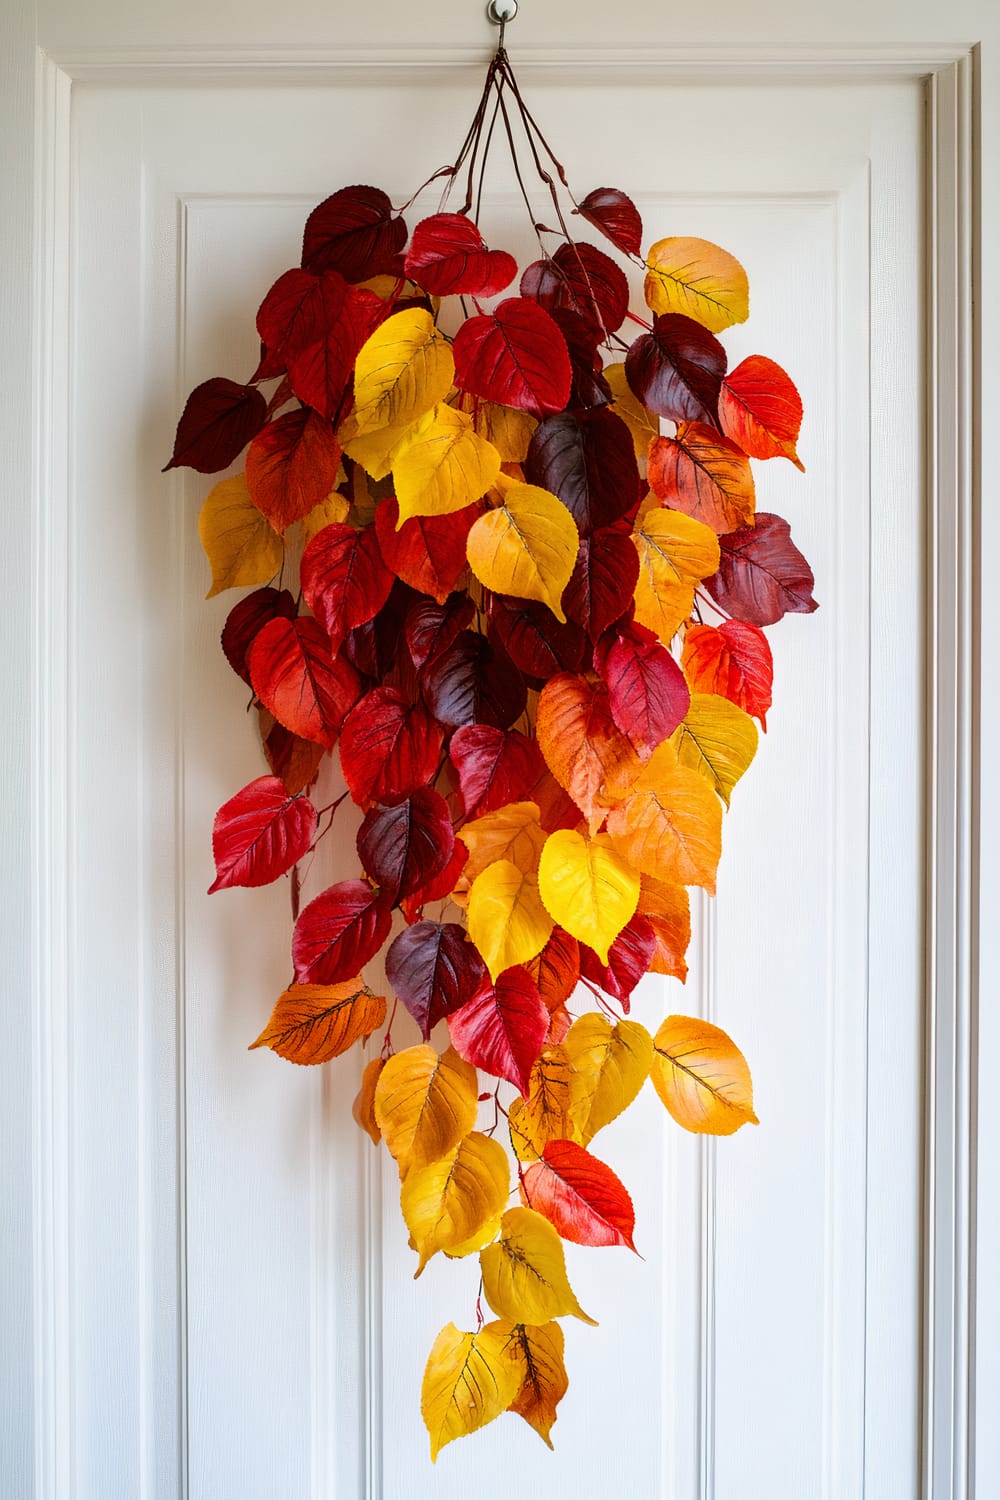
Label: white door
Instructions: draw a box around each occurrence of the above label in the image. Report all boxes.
[22,20,983,1500]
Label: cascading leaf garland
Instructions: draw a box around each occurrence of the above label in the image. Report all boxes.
[167,35,817,1460]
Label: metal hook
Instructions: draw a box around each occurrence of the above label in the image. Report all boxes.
[486,0,518,26]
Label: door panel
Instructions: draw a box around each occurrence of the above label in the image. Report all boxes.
[68,73,923,1496]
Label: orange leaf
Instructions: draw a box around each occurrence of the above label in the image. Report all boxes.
[648,422,755,535]
[719,354,805,469]
[507,1044,577,1159]
[536,673,642,829]
[636,875,691,981]
[681,620,773,730]
[507,1322,568,1449]
[352,1055,386,1143]
[650,1014,759,1135]
[249,980,386,1065]
[606,742,722,892]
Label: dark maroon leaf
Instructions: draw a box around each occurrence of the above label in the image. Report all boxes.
[385,920,489,1039]
[404,212,517,298]
[625,313,726,425]
[706,512,819,626]
[221,587,297,684]
[256,268,324,365]
[520,242,630,340]
[448,967,549,1095]
[300,522,395,651]
[420,632,526,730]
[259,713,326,797]
[292,879,393,985]
[449,725,548,818]
[595,621,691,756]
[550,308,613,411]
[575,187,643,257]
[301,185,406,282]
[339,687,444,807]
[526,408,640,536]
[400,841,469,925]
[580,915,657,1008]
[563,519,640,642]
[452,297,572,419]
[164,378,267,473]
[209,775,317,893]
[488,593,587,678]
[405,594,476,671]
[357,787,455,902]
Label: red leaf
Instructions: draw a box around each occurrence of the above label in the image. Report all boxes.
[374,496,481,605]
[521,242,630,340]
[487,594,587,679]
[405,594,476,671]
[209,775,317,892]
[681,620,773,729]
[719,354,805,469]
[292,879,393,985]
[356,788,455,901]
[300,523,395,651]
[221,587,296,684]
[449,725,547,819]
[521,1139,636,1249]
[245,409,342,532]
[259,712,326,796]
[595,621,691,756]
[580,915,657,1008]
[404,212,517,297]
[164,377,266,473]
[401,841,469,925]
[625,313,726,425]
[574,187,643,257]
[452,297,572,419]
[385,920,489,1038]
[524,928,581,1012]
[248,616,362,749]
[706,512,818,626]
[553,308,615,410]
[339,687,444,807]
[448,967,549,1095]
[256,268,327,366]
[284,275,384,420]
[525,408,640,536]
[420,632,527,730]
[562,520,639,642]
[301,185,406,282]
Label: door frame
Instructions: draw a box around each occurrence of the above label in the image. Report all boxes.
[29,43,979,1500]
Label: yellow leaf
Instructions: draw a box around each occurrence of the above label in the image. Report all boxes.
[644,236,750,333]
[650,1014,759,1135]
[249,981,385,1065]
[198,473,282,598]
[374,1044,478,1174]
[352,1055,386,1144]
[401,1131,510,1275]
[466,483,579,622]
[606,741,722,892]
[467,858,554,980]
[507,1044,576,1159]
[445,1213,504,1260]
[421,1320,524,1462]
[392,405,501,524]
[457,801,546,890]
[632,506,721,643]
[351,307,455,436]
[670,692,758,807]
[340,414,413,481]
[604,361,660,459]
[564,1014,653,1145]
[300,488,350,547]
[507,1322,568,1449]
[537,830,640,964]
[480,1207,597,1326]
[457,392,538,462]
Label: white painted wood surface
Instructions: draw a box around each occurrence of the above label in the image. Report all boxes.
[2,3,992,1496]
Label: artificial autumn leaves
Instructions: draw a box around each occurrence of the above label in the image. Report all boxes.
[173,165,815,1458]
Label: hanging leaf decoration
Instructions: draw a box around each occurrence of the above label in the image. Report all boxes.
[167,22,816,1460]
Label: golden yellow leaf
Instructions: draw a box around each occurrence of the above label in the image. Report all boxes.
[374,1044,478,1174]
[650,1014,759,1135]
[467,859,554,980]
[457,392,538,462]
[351,307,455,436]
[456,801,546,892]
[445,1214,504,1260]
[392,404,501,524]
[401,1131,510,1275]
[604,361,660,459]
[480,1207,596,1326]
[466,484,579,622]
[564,1013,654,1145]
[644,236,750,333]
[632,506,721,643]
[249,982,385,1065]
[507,1322,568,1449]
[340,414,413,481]
[606,742,722,892]
[198,473,282,598]
[670,693,758,808]
[537,830,640,964]
[421,1320,524,1462]
[300,488,350,547]
[352,1055,386,1144]
[507,1044,577,1159]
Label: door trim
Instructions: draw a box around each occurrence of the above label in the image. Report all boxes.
[31,45,979,1500]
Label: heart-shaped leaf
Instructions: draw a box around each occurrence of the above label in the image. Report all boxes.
[520,241,630,339]
[350,306,455,435]
[209,775,317,892]
[248,615,362,748]
[631,505,721,643]
[574,187,643,256]
[625,313,727,425]
[536,673,642,826]
[487,594,587,678]
[402,1132,510,1274]
[339,686,445,806]
[449,725,548,819]
[648,421,756,535]
[564,1013,653,1144]
[249,979,386,1065]
[292,878,393,984]
[525,408,640,536]
[421,1320,524,1463]
[681,619,774,728]
[301,184,406,281]
[420,631,527,730]
[466,483,579,621]
[452,297,572,418]
[538,830,639,965]
[386,920,489,1038]
[405,212,518,297]
[562,519,640,643]
[596,621,691,757]
[357,788,455,902]
[719,353,805,468]
[448,966,549,1095]
[521,1139,636,1250]
[245,409,342,533]
[467,860,554,980]
[374,495,482,604]
[706,511,818,626]
[164,377,267,473]
[300,522,395,650]
[606,742,722,892]
[670,692,758,807]
[480,1207,596,1325]
[391,405,502,524]
[375,1043,479,1173]
[644,236,749,333]
[198,475,283,598]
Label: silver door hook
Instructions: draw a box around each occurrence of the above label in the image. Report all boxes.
[486,0,518,24]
